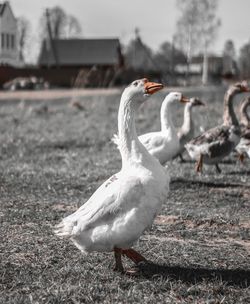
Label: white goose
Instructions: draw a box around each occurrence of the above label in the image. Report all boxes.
[236,96,250,162]
[112,92,189,165]
[175,97,205,161]
[185,82,250,173]
[55,79,169,273]
[138,92,190,164]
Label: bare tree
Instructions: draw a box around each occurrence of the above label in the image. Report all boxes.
[175,0,220,85]
[65,15,82,38]
[17,17,31,63]
[175,0,200,83]
[198,0,221,85]
[223,40,236,58]
[38,6,82,66]
[222,40,238,78]
[49,6,66,39]
[239,41,250,79]
[153,41,186,84]
[125,29,155,71]
[39,6,66,40]
[39,6,82,41]
[154,42,173,72]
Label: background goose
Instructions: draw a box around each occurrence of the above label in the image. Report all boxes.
[236,96,250,162]
[138,92,190,165]
[55,79,170,274]
[174,97,205,161]
[185,82,250,173]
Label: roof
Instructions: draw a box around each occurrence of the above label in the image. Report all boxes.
[0,2,7,16]
[38,38,121,67]
[0,2,15,20]
[192,55,222,64]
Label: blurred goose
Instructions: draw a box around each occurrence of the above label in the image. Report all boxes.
[185,81,250,173]
[175,97,205,161]
[236,96,250,162]
[55,79,169,274]
[135,92,189,165]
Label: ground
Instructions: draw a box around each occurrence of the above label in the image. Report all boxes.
[0,86,249,304]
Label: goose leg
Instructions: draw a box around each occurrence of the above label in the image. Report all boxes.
[215,164,221,173]
[195,154,203,173]
[113,247,124,273]
[179,154,186,163]
[123,248,147,265]
[238,153,245,164]
[113,248,147,274]
[122,248,147,275]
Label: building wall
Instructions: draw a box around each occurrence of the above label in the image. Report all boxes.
[0,3,20,66]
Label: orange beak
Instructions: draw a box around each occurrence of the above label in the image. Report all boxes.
[180,95,190,103]
[193,99,205,106]
[144,80,164,95]
[241,81,250,92]
[242,86,250,92]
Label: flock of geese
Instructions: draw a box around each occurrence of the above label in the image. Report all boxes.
[55,78,250,274]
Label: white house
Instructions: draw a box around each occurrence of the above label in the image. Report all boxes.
[0,1,20,66]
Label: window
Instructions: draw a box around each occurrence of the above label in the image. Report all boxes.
[0,34,15,49]
[1,33,4,48]
[6,34,9,49]
[11,35,15,49]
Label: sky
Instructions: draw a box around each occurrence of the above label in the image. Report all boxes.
[8,0,250,63]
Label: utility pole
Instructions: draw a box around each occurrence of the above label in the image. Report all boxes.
[202,39,209,85]
[185,24,192,86]
[45,8,59,68]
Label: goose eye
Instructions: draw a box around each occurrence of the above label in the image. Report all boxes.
[133,81,138,86]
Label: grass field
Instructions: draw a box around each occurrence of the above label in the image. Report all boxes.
[0,86,249,303]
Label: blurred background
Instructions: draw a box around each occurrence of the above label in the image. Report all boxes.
[0,0,250,89]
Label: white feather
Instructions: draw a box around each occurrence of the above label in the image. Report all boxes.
[55,79,169,255]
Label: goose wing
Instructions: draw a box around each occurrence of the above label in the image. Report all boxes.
[55,173,144,236]
[111,133,120,149]
[189,125,230,146]
[241,127,250,140]
[139,132,165,152]
[186,125,240,158]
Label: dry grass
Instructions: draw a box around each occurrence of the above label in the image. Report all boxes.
[0,86,249,303]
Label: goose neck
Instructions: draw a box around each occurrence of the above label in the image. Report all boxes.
[160,101,175,131]
[118,96,148,166]
[240,100,250,127]
[182,104,193,131]
[223,91,239,126]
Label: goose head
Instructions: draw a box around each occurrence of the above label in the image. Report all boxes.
[163,92,190,106]
[189,97,205,107]
[228,81,250,95]
[121,78,163,108]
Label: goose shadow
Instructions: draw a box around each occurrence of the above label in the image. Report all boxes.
[220,159,237,164]
[227,170,250,176]
[173,158,237,165]
[171,178,245,189]
[138,262,250,287]
[173,158,194,164]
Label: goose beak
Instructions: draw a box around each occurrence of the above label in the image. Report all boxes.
[180,95,190,103]
[241,81,250,92]
[242,87,250,92]
[144,81,164,95]
[194,99,205,106]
